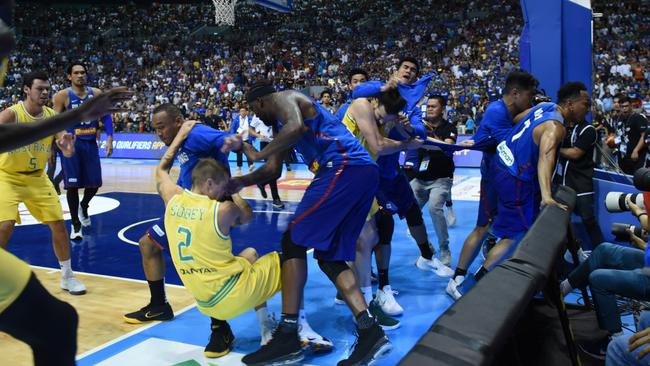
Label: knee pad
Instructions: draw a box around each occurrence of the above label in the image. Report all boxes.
[375,212,394,246]
[281,230,307,261]
[318,260,349,284]
[405,203,424,227]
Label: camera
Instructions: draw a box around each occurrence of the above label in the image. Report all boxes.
[611,223,647,242]
[532,91,552,105]
[634,168,650,192]
[605,192,645,213]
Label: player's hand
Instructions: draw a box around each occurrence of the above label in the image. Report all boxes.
[225,177,245,195]
[632,150,639,161]
[459,139,475,147]
[397,113,414,132]
[57,133,76,157]
[629,327,650,360]
[221,134,243,154]
[381,73,400,92]
[105,136,114,158]
[177,120,199,141]
[77,87,134,121]
[540,195,568,211]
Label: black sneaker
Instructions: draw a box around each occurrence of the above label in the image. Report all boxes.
[272,199,285,209]
[123,302,174,324]
[242,327,304,366]
[337,323,392,366]
[578,336,610,360]
[258,184,268,199]
[204,321,235,358]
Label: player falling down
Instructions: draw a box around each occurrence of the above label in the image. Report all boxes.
[224,80,391,366]
[154,120,282,355]
[341,87,423,325]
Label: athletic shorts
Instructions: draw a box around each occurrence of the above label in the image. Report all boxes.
[197,252,282,320]
[491,164,540,239]
[146,217,168,248]
[290,164,378,261]
[376,171,418,218]
[61,139,102,189]
[477,156,498,227]
[0,171,63,224]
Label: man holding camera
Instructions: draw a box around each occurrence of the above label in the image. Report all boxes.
[560,194,650,360]
[554,117,605,250]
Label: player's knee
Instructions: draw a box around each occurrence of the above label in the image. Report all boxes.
[281,230,306,261]
[405,203,424,226]
[139,235,162,257]
[317,260,350,284]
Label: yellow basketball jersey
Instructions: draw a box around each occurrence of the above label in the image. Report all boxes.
[342,101,391,162]
[0,249,32,314]
[0,102,56,174]
[165,190,248,311]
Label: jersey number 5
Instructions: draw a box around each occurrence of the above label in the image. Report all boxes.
[177,226,194,261]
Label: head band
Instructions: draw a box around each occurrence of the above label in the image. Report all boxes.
[247,84,276,103]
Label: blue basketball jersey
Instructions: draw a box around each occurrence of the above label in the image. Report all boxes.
[66,87,99,141]
[471,99,513,175]
[176,124,231,188]
[496,102,564,182]
[290,101,375,173]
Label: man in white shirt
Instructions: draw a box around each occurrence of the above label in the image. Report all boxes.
[229,107,254,172]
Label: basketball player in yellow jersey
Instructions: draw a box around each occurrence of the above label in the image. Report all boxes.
[156,121,281,357]
[341,88,421,326]
[0,71,86,295]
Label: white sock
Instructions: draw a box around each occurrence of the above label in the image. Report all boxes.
[560,279,572,296]
[59,259,73,279]
[453,275,465,284]
[255,307,269,327]
[361,286,373,305]
[299,309,307,324]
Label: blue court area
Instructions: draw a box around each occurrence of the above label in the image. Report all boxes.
[8,165,486,365]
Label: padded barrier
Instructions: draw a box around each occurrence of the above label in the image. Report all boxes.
[399,186,577,366]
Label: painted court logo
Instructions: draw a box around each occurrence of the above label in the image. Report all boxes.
[17,196,120,226]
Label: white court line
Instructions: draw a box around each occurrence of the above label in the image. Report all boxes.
[30,265,185,289]
[117,218,160,246]
[76,303,197,360]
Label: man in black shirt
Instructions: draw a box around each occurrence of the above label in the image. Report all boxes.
[410,95,457,266]
[555,118,605,251]
[615,96,648,174]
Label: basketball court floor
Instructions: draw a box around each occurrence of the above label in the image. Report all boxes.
[3,159,487,365]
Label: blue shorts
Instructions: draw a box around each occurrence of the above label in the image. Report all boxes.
[146,217,168,248]
[477,157,498,227]
[290,164,378,261]
[61,139,102,189]
[376,171,417,218]
[491,164,540,239]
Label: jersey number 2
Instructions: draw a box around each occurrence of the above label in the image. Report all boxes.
[177,226,194,261]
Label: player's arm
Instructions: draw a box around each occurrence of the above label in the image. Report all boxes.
[351,100,421,155]
[0,87,132,153]
[537,121,568,210]
[156,122,197,205]
[247,94,310,161]
[52,90,68,113]
[227,151,286,195]
[218,194,253,233]
[93,88,114,157]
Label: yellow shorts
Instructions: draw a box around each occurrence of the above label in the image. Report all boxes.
[366,198,379,222]
[0,171,63,224]
[199,251,282,320]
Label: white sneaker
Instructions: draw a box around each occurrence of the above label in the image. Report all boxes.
[70,225,83,240]
[79,205,91,227]
[376,285,404,316]
[564,248,591,264]
[299,320,333,352]
[445,206,456,227]
[260,313,276,346]
[439,248,452,266]
[415,256,454,277]
[446,276,464,300]
[61,276,86,295]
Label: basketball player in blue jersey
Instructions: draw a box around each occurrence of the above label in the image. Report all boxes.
[227,81,390,366]
[470,83,590,285]
[52,62,114,240]
[334,68,369,121]
[352,58,453,308]
[446,71,539,299]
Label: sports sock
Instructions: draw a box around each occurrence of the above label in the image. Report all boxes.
[474,266,488,281]
[148,279,166,306]
[59,259,73,278]
[454,268,467,280]
[378,268,389,289]
[417,241,434,260]
[355,309,375,330]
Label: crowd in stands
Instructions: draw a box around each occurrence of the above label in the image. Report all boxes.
[3,0,648,135]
